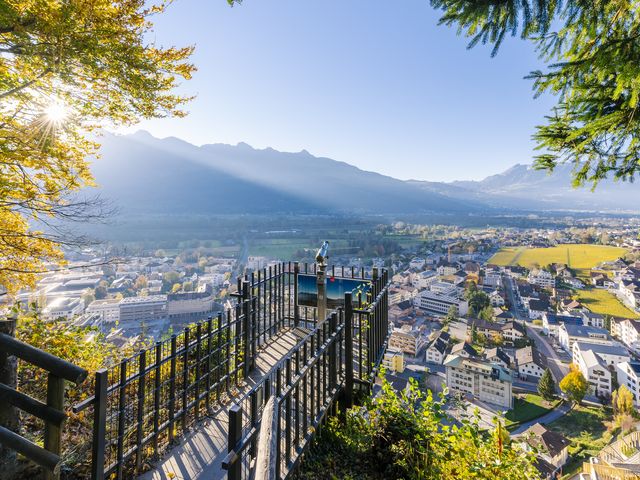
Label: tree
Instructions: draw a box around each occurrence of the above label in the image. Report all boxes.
[444,305,457,326]
[171,283,182,294]
[81,291,96,308]
[537,368,556,402]
[94,281,109,300]
[479,305,494,322]
[612,385,634,416]
[470,322,478,343]
[182,281,194,292]
[429,1,640,187]
[490,332,504,347]
[134,275,148,291]
[0,1,195,292]
[559,367,588,405]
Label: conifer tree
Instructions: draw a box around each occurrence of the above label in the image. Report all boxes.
[537,368,556,402]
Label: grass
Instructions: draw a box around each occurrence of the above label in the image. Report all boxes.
[504,394,555,429]
[547,404,612,479]
[488,244,626,270]
[574,288,640,319]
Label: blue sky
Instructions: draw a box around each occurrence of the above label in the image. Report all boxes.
[127,0,556,182]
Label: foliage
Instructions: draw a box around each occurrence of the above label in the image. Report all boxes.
[612,385,634,417]
[465,282,490,315]
[537,368,556,402]
[15,313,139,475]
[297,378,540,479]
[560,366,588,405]
[574,287,639,319]
[430,1,640,187]
[0,0,194,292]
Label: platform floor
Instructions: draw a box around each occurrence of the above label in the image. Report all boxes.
[138,327,309,480]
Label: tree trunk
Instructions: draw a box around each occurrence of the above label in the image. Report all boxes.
[0,317,19,479]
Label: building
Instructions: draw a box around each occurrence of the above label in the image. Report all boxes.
[528,269,555,289]
[382,348,405,373]
[413,290,469,316]
[527,298,550,320]
[483,272,502,288]
[572,342,630,369]
[581,311,605,329]
[616,319,640,353]
[450,341,477,358]
[444,354,513,408]
[519,423,570,479]
[489,290,505,307]
[558,323,612,352]
[615,361,640,407]
[119,295,168,334]
[42,297,84,321]
[515,346,547,381]
[425,331,450,364]
[86,298,121,325]
[542,313,582,336]
[468,319,525,344]
[573,347,613,396]
[484,347,510,369]
[167,285,216,321]
[388,325,427,357]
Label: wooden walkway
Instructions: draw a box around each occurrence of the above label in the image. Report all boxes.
[138,328,309,480]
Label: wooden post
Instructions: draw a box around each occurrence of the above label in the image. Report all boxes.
[0,316,18,476]
[91,370,108,480]
[44,373,65,480]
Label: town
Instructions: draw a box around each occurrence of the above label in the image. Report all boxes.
[5,218,640,479]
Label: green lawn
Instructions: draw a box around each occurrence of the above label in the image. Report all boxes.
[505,394,555,429]
[547,404,613,479]
[574,288,640,319]
[488,244,626,270]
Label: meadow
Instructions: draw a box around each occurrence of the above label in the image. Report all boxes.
[489,244,626,271]
[574,288,640,319]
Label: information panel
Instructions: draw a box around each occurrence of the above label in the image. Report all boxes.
[297,274,371,308]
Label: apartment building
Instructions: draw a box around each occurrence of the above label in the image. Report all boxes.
[573,347,613,396]
[167,285,216,320]
[558,323,612,352]
[119,295,168,333]
[572,342,630,369]
[382,348,405,373]
[615,361,640,407]
[515,346,547,381]
[444,354,513,408]
[414,290,469,316]
[616,319,640,353]
[542,313,582,336]
[425,331,450,364]
[388,325,427,357]
[528,269,555,289]
[86,298,121,325]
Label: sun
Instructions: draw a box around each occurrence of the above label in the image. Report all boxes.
[44,101,68,123]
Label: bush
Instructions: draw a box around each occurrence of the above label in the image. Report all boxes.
[296,378,540,479]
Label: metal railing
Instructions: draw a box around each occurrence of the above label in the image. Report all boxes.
[73,263,388,480]
[0,319,88,479]
[222,268,390,480]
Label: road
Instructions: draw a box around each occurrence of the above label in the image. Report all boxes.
[526,325,570,383]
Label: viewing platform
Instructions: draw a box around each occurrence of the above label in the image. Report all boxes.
[70,259,390,480]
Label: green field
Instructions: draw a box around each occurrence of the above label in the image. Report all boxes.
[489,244,626,270]
[574,288,640,319]
[548,405,612,479]
[505,394,555,430]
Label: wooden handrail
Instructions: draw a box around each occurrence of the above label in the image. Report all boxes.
[0,333,87,384]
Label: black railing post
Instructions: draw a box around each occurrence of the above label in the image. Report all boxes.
[228,405,243,480]
[294,261,300,327]
[168,335,177,444]
[241,280,252,378]
[153,342,162,457]
[329,312,337,389]
[344,292,354,409]
[90,369,108,480]
[135,351,146,473]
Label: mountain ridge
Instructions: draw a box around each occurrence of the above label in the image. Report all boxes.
[90,131,640,215]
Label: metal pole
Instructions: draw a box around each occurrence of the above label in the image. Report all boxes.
[228,405,243,480]
[294,262,300,328]
[344,292,354,409]
[316,263,326,324]
[91,370,108,480]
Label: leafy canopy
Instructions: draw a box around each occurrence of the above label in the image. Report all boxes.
[430,1,640,187]
[0,0,195,292]
[559,365,588,404]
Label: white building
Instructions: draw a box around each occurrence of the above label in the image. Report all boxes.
[572,342,630,369]
[42,297,84,321]
[388,325,427,357]
[615,361,640,407]
[515,346,547,381]
[542,313,582,336]
[581,311,605,329]
[425,331,450,364]
[167,285,216,320]
[484,272,502,288]
[519,424,570,479]
[444,354,513,408]
[558,323,612,352]
[86,298,121,325]
[617,319,640,354]
[573,347,613,396]
[119,295,168,334]
[414,290,469,316]
[528,269,555,289]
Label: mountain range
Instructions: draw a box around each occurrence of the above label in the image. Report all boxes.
[88,131,640,216]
